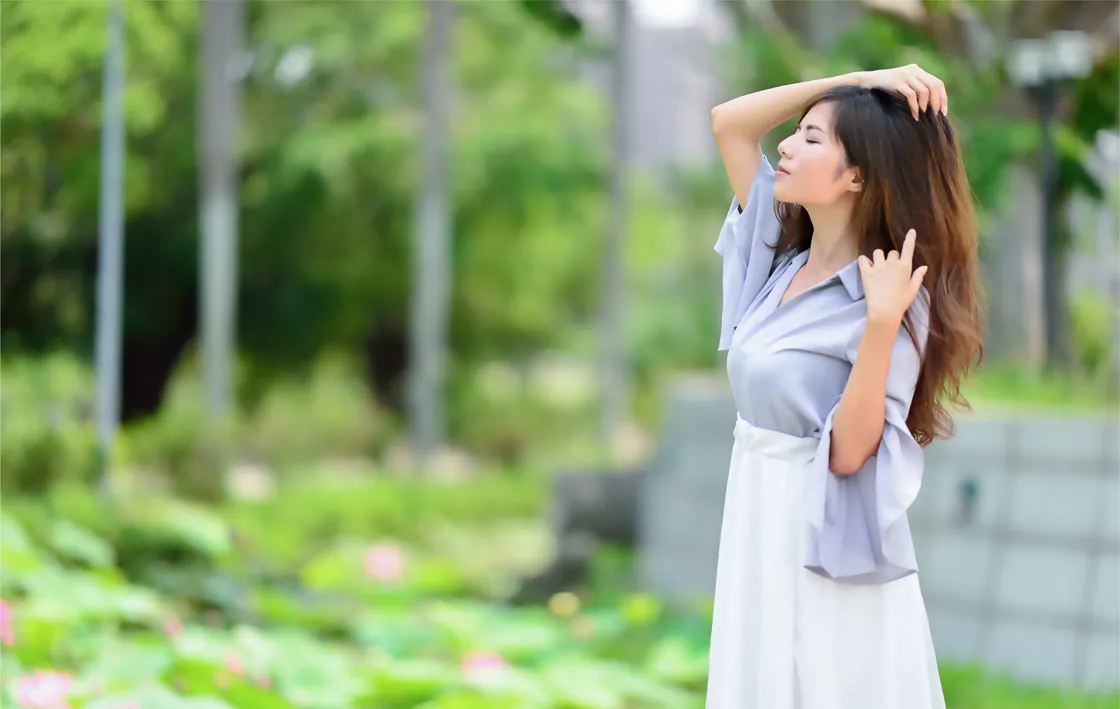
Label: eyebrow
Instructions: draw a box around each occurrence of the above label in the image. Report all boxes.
[802,123,824,133]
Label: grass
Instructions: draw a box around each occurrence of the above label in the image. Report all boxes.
[941,665,1120,708]
[963,364,1118,413]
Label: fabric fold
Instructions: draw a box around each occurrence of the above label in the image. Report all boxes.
[714,154,781,351]
[803,297,930,585]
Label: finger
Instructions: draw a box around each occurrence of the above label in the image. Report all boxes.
[907,78,930,115]
[858,255,873,275]
[899,84,919,120]
[935,77,948,115]
[915,71,937,114]
[873,249,885,265]
[931,76,948,116]
[901,229,916,265]
[887,250,900,262]
[918,71,945,114]
[910,265,929,295]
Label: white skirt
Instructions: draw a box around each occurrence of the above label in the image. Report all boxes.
[705,418,945,709]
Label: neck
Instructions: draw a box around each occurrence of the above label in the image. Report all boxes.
[804,202,859,271]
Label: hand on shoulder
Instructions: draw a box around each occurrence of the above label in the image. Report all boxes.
[858,229,928,327]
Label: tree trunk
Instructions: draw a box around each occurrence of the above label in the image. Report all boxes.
[199,0,244,420]
[409,0,453,469]
[600,0,631,450]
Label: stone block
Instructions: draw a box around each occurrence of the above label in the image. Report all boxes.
[1099,476,1120,546]
[1090,554,1119,624]
[910,462,1010,534]
[916,532,993,605]
[1083,631,1120,691]
[941,416,1014,461]
[1014,417,1114,467]
[1104,425,1120,466]
[1006,471,1101,539]
[985,621,1078,685]
[995,547,1091,618]
[926,607,982,663]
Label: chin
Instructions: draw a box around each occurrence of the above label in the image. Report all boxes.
[772,182,798,204]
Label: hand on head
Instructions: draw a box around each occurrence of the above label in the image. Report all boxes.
[860,65,948,120]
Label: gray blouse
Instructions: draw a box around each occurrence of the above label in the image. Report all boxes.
[715,154,929,586]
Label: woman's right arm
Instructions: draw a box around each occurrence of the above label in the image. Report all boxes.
[710,72,866,207]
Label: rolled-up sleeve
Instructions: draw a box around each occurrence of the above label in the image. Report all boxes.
[803,295,930,585]
[714,154,781,351]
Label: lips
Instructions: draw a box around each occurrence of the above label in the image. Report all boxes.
[776,164,791,177]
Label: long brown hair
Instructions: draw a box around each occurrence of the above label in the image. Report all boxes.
[774,85,984,445]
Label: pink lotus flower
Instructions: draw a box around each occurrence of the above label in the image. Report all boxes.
[362,543,405,582]
[0,599,15,646]
[461,650,508,680]
[161,615,183,639]
[12,670,73,709]
[225,652,245,676]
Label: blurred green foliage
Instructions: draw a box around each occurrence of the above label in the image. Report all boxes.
[0,353,397,497]
[1,0,615,417]
[0,354,100,495]
[3,0,1117,425]
[3,493,1118,708]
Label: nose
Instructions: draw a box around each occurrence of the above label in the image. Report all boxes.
[777,138,792,159]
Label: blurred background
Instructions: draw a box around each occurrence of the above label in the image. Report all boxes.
[1,0,1119,707]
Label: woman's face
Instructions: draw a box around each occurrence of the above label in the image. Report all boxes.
[773,101,861,207]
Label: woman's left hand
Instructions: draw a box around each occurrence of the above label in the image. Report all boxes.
[858,229,928,326]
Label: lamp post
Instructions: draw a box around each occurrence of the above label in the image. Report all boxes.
[1007,30,1093,369]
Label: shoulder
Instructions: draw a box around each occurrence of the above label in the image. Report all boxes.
[731,153,776,216]
[843,287,930,365]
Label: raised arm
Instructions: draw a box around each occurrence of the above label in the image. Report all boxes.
[829,230,929,475]
[710,72,866,207]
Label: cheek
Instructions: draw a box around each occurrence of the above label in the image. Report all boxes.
[774,164,830,203]
[781,154,848,204]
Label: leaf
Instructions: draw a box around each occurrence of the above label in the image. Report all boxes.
[132,499,232,559]
[350,610,439,655]
[80,640,174,687]
[267,631,365,709]
[368,658,457,704]
[475,614,567,663]
[644,636,709,686]
[540,659,626,709]
[48,518,115,567]
[84,683,200,709]
[0,516,50,582]
[20,566,165,623]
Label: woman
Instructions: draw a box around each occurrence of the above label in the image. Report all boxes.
[705,65,983,708]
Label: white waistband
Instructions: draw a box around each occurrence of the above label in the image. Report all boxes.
[734,415,819,461]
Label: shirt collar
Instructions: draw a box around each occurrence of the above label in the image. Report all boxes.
[792,249,864,301]
[837,260,864,301]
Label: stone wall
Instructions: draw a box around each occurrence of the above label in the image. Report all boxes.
[636,376,1120,690]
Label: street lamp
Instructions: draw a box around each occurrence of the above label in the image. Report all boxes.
[1007,30,1094,369]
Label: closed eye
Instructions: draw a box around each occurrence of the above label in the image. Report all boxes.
[795,125,821,145]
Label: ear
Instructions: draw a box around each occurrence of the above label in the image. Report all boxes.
[846,167,864,193]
